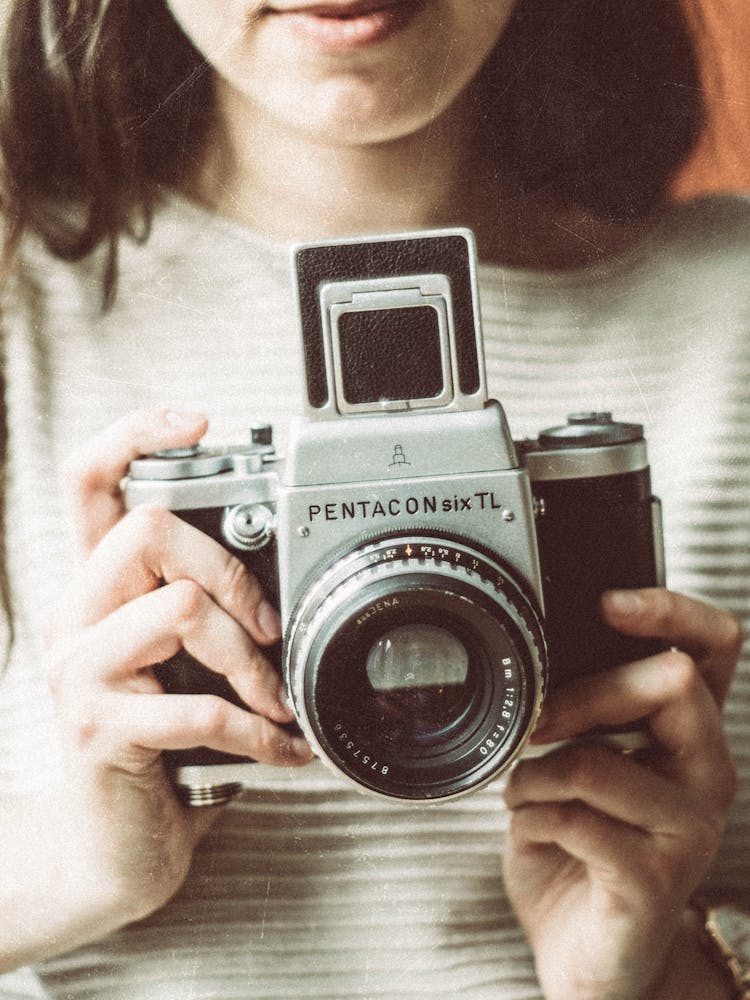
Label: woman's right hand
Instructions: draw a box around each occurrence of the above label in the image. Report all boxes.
[45,408,312,925]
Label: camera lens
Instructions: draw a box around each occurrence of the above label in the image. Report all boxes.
[286,534,546,801]
[365,624,471,739]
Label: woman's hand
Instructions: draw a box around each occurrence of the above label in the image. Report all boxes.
[503,588,742,1000]
[45,408,312,926]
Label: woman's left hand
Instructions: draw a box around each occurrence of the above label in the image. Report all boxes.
[503,587,742,1000]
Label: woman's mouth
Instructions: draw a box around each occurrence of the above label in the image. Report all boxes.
[266,0,426,52]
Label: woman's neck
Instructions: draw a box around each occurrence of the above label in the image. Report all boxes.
[187,78,649,271]
[192,79,489,236]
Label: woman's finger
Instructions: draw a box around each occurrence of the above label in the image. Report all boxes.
[61,504,281,649]
[508,798,652,884]
[49,581,293,725]
[506,741,721,840]
[505,795,715,926]
[99,691,312,767]
[600,587,742,705]
[63,407,208,556]
[531,652,737,809]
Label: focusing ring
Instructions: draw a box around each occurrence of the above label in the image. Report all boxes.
[285,532,546,802]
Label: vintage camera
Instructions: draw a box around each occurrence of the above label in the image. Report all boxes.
[126,230,664,806]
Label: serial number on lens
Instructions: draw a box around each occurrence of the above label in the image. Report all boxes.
[333,723,390,775]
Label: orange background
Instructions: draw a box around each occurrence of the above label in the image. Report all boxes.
[673,0,750,198]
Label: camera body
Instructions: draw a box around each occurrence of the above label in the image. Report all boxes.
[126,230,664,806]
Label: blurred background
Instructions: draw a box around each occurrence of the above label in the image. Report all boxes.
[674,0,750,198]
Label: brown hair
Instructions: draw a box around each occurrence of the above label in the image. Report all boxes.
[1,0,705,302]
[0,0,706,642]
[0,0,213,304]
[481,1,706,219]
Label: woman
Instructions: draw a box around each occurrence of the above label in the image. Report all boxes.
[0,2,747,997]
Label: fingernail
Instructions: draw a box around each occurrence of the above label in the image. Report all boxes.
[277,683,294,718]
[605,590,645,616]
[164,409,206,432]
[289,737,314,762]
[257,600,282,641]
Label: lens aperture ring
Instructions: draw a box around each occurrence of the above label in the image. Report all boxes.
[285,532,546,802]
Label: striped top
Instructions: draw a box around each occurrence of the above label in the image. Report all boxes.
[0,193,749,999]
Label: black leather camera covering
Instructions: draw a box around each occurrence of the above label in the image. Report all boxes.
[338,305,444,404]
[295,234,480,409]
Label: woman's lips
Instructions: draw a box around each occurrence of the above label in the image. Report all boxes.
[269,0,424,52]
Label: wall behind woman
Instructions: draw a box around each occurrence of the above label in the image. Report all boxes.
[673,0,750,197]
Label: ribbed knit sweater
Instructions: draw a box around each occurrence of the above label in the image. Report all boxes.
[0,193,748,999]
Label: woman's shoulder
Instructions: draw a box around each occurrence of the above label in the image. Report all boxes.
[479,192,750,300]
[659,192,750,258]
[7,194,289,296]
[642,192,750,308]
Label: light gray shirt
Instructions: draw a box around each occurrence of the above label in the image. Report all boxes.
[1,193,749,999]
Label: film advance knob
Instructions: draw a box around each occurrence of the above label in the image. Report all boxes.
[538,412,644,450]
